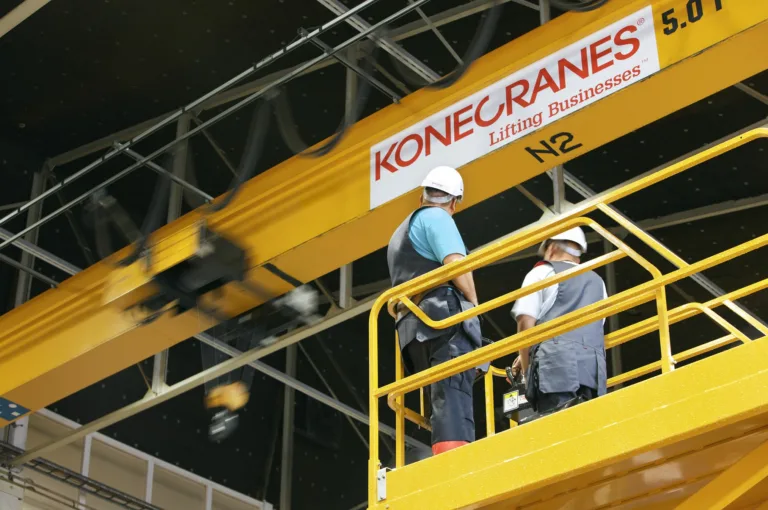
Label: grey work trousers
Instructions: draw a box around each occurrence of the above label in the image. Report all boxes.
[403,327,476,445]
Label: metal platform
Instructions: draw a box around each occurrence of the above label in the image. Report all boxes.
[377,338,768,509]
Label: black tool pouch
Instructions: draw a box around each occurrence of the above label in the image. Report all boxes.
[525,350,540,412]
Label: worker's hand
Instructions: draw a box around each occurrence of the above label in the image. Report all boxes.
[510,356,522,379]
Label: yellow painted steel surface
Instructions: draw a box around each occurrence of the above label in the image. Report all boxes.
[379,340,768,509]
[368,127,768,508]
[0,0,766,425]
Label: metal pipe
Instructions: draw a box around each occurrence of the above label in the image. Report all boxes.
[0,252,58,287]
[191,115,238,176]
[540,0,550,24]
[0,0,431,255]
[144,460,154,504]
[0,201,26,212]
[604,239,622,384]
[195,332,428,450]
[409,0,463,64]
[10,294,380,465]
[279,344,297,510]
[204,485,213,510]
[515,185,550,213]
[0,227,80,276]
[0,0,385,230]
[149,116,192,397]
[306,34,401,103]
[340,265,354,308]
[0,228,82,276]
[316,0,440,84]
[0,0,51,38]
[121,148,213,203]
[298,343,369,449]
[4,171,46,449]
[49,0,529,168]
[550,166,565,213]
[45,171,97,266]
[734,82,768,106]
[78,435,93,509]
[14,170,45,305]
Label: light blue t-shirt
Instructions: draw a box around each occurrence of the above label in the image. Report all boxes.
[408,207,467,263]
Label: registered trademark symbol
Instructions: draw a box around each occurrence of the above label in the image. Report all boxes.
[637,17,645,26]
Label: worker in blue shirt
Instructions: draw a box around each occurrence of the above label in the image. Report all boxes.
[387,166,484,456]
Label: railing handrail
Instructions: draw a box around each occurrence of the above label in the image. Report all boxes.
[371,127,767,310]
[374,230,768,399]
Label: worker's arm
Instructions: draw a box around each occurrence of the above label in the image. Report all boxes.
[443,253,478,306]
[515,314,537,375]
[510,264,551,377]
[420,208,477,305]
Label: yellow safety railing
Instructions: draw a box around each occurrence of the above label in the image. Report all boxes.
[367,126,768,504]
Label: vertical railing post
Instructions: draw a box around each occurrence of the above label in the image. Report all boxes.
[604,239,623,386]
[656,287,675,373]
[394,331,405,468]
[368,307,381,506]
[484,370,495,437]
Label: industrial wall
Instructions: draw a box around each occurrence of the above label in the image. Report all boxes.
[15,413,259,510]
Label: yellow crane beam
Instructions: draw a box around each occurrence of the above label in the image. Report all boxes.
[0,0,766,426]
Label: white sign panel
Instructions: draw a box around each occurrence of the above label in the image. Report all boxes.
[369,6,660,209]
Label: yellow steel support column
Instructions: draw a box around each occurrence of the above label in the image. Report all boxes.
[675,439,768,510]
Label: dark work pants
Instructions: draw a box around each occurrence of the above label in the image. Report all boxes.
[536,385,596,414]
[403,327,476,445]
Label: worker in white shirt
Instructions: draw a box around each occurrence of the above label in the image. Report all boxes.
[509,227,608,414]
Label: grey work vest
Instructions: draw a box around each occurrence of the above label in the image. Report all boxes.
[530,261,607,395]
[386,208,483,352]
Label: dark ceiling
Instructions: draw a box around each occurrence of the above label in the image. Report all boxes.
[0,1,767,509]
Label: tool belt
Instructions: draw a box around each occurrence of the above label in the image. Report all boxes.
[394,285,460,322]
[395,292,425,321]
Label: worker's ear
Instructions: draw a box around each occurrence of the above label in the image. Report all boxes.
[449,198,457,214]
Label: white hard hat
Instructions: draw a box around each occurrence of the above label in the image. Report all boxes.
[538,226,588,257]
[421,166,464,202]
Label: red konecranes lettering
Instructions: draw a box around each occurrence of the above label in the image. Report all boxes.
[374,24,641,180]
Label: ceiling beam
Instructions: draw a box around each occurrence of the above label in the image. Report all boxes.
[316,0,440,84]
[49,0,531,167]
[0,0,51,39]
[734,82,768,106]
